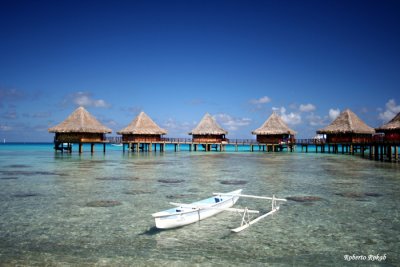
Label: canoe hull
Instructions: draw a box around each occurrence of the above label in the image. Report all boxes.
[153,189,242,229]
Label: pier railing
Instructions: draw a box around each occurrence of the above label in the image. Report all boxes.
[107,137,283,145]
[295,139,400,145]
[295,139,326,145]
[106,136,399,146]
[226,139,258,145]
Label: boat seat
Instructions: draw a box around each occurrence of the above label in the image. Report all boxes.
[214,197,220,203]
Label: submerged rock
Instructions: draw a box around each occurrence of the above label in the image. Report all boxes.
[0,170,67,177]
[157,179,185,184]
[364,238,376,245]
[219,180,248,185]
[7,164,30,168]
[124,190,153,195]
[86,200,122,207]
[96,177,138,181]
[166,193,195,199]
[286,196,324,202]
[364,192,383,197]
[336,192,383,199]
[14,193,40,198]
[335,192,364,198]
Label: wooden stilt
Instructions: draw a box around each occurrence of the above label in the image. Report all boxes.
[374,145,379,161]
[387,145,392,161]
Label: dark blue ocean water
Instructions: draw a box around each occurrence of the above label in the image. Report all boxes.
[0,143,399,266]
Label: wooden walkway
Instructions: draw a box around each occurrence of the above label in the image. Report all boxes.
[295,139,400,162]
[107,137,295,152]
[105,137,399,162]
[53,137,399,163]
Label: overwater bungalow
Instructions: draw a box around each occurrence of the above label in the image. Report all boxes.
[117,111,167,142]
[48,106,112,153]
[189,113,227,151]
[252,112,296,145]
[117,111,167,151]
[375,112,400,142]
[317,109,374,143]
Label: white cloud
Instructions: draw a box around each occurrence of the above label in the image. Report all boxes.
[250,96,271,105]
[2,110,17,119]
[329,108,340,121]
[272,106,302,125]
[0,88,25,107]
[306,113,325,126]
[379,99,400,122]
[162,118,195,137]
[250,96,272,110]
[213,113,252,131]
[0,125,13,131]
[62,92,111,108]
[73,92,110,108]
[299,103,316,112]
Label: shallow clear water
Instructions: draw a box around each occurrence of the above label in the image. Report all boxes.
[0,144,399,266]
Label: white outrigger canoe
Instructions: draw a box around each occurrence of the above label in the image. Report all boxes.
[152,189,287,232]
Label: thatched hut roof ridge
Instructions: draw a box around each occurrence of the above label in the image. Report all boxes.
[117,111,167,135]
[48,106,112,133]
[317,109,374,134]
[376,112,400,131]
[252,112,296,135]
[189,113,228,135]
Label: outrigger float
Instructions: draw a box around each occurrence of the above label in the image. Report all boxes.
[151,189,287,232]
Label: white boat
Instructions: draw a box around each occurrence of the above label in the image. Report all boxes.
[152,189,287,232]
[152,189,243,229]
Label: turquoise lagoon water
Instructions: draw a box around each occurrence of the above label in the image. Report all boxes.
[0,143,399,266]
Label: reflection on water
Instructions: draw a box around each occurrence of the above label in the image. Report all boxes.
[0,144,399,266]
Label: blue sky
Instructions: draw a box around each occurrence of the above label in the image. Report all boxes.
[1,0,399,142]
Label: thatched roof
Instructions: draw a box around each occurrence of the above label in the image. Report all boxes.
[376,112,400,131]
[117,111,167,135]
[317,109,374,134]
[252,112,296,135]
[189,113,228,135]
[48,107,112,133]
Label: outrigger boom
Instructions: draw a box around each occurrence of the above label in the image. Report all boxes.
[213,192,287,233]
